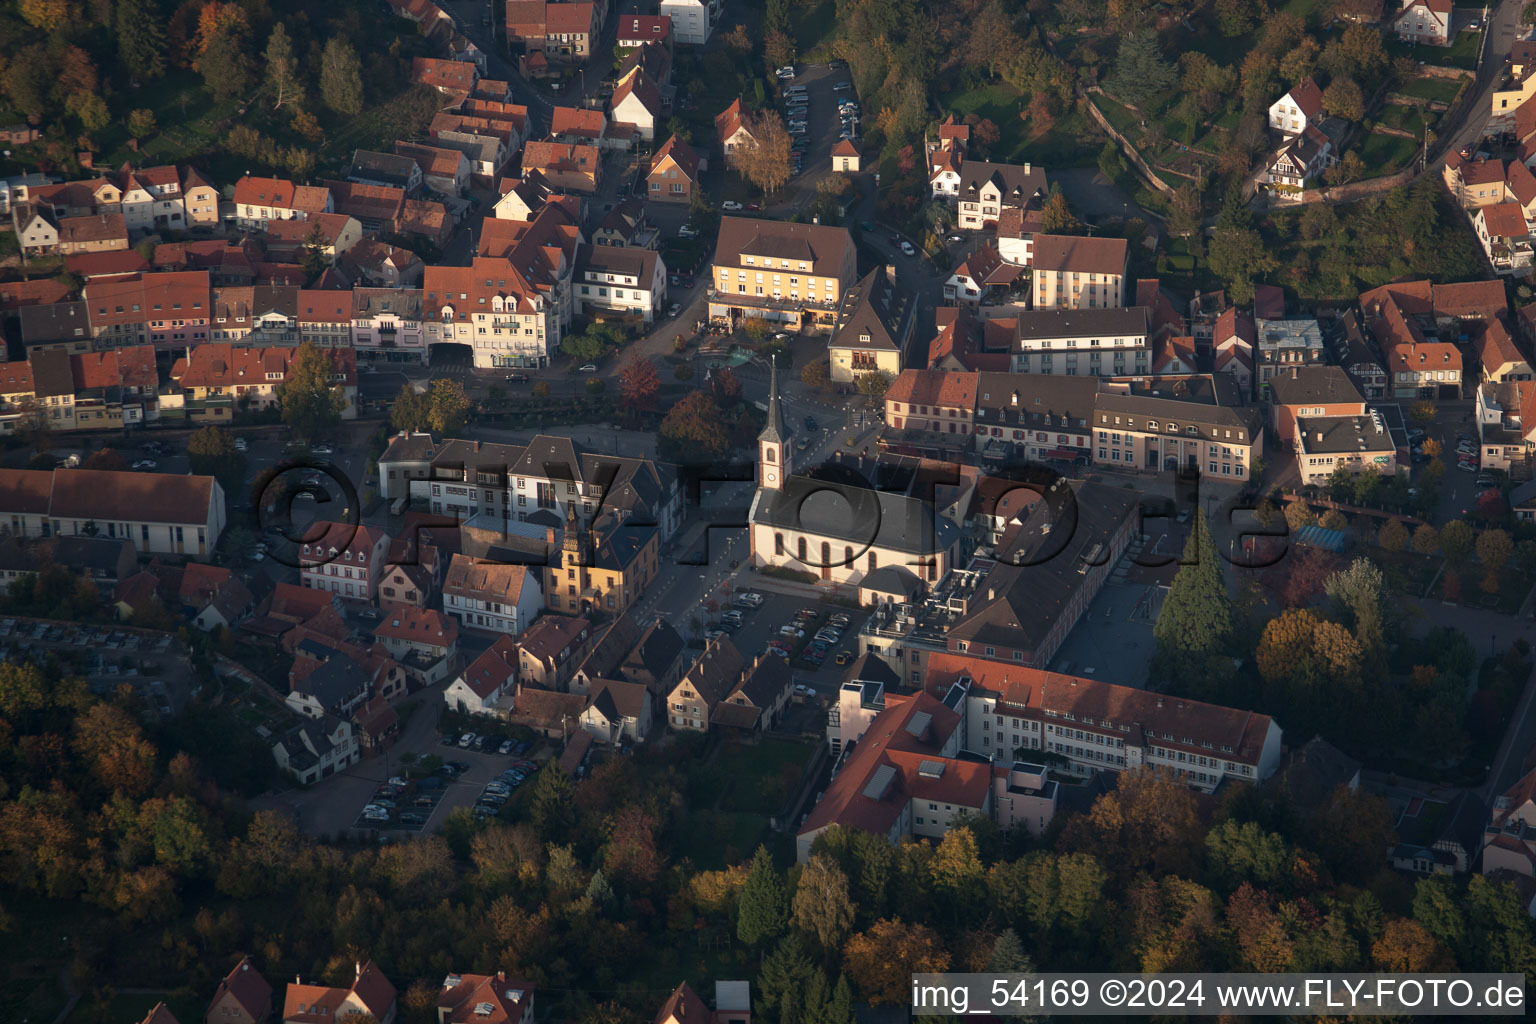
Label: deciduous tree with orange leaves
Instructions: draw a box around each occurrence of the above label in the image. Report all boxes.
[842,918,950,1005]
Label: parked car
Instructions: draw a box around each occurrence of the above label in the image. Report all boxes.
[578,363,598,372]
[505,373,530,383]
[1457,461,1478,472]
[311,444,334,455]
[776,65,796,78]
[132,459,157,470]
[804,415,819,430]
[499,739,515,754]
[233,437,248,452]
[721,200,743,211]
[679,225,699,239]
[459,732,477,747]
[399,813,427,825]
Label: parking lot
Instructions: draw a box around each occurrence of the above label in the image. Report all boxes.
[709,586,869,697]
[775,61,859,183]
[353,731,541,833]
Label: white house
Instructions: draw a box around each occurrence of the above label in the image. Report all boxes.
[659,0,716,45]
[271,713,360,785]
[1393,0,1452,46]
[299,523,392,602]
[573,244,667,323]
[442,554,544,635]
[1266,125,1336,191]
[1267,77,1324,136]
[444,635,519,714]
[579,679,654,744]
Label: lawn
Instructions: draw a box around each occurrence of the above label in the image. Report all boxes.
[1375,103,1437,135]
[689,737,815,818]
[1398,77,1465,104]
[1357,131,1421,175]
[1388,30,1483,71]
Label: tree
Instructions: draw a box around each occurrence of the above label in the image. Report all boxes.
[127,108,157,138]
[856,371,893,401]
[278,342,344,439]
[1526,0,1536,25]
[1208,225,1277,305]
[1284,501,1316,530]
[619,356,661,413]
[426,379,472,434]
[737,845,788,948]
[1373,919,1454,972]
[391,384,429,433]
[757,935,814,1022]
[1439,520,1474,564]
[320,37,364,116]
[1377,517,1409,552]
[712,366,742,403]
[187,426,246,495]
[792,854,855,953]
[735,112,794,195]
[1413,523,1439,555]
[300,221,330,279]
[1108,31,1176,108]
[1040,184,1078,234]
[200,31,252,103]
[801,359,829,392]
[118,0,168,80]
[18,0,71,29]
[80,448,127,472]
[659,391,730,462]
[843,919,951,1005]
[1167,184,1202,247]
[1319,509,1348,531]
[264,22,303,110]
[1478,527,1513,576]
[1322,77,1364,123]
[1153,510,1232,674]
[68,92,111,134]
[1256,607,1318,683]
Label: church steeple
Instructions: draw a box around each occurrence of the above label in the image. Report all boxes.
[758,360,790,490]
[563,500,588,566]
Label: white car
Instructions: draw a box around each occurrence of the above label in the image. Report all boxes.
[459,732,478,748]
[233,438,248,452]
[679,225,699,239]
[132,459,157,470]
[833,82,853,91]
[579,363,598,373]
[721,200,743,211]
[899,241,917,256]
[311,444,334,455]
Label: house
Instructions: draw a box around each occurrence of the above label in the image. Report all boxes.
[299,523,391,602]
[445,635,520,713]
[51,535,137,590]
[13,206,60,255]
[443,554,544,635]
[611,68,665,141]
[1294,413,1398,485]
[492,172,559,222]
[716,98,756,156]
[1254,316,1327,396]
[1153,334,1198,374]
[282,961,396,1024]
[574,243,667,322]
[1266,125,1335,191]
[352,693,400,752]
[232,176,299,229]
[516,614,591,690]
[928,115,971,198]
[1474,202,1534,275]
[436,972,534,1024]
[503,684,587,738]
[1365,291,1464,398]
[1444,154,1512,208]
[1335,309,1385,398]
[506,1,598,61]
[1474,380,1536,472]
[542,506,659,619]
[393,142,472,197]
[831,137,861,173]
[1002,306,1152,376]
[659,0,715,45]
[340,241,424,289]
[884,369,978,438]
[521,141,602,194]
[618,14,671,50]
[1483,760,1536,888]
[376,534,443,612]
[1391,791,1487,874]
[179,563,253,630]
[373,606,459,686]
[1478,317,1534,382]
[955,161,1048,232]
[1031,235,1128,310]
[0,467,226,556]
[593,199,658,249]
[711,653,794,734]
[141,1005,182,1024]
[1268,77,1325,135]
[549,105,610,147]
[263,213,363,263]
[1092,374,1263,479]
[646,134,700,204]
[286,649,373,720]
[970,371,1098,465]
[171,345,358,422]
[828,266,915,382]
[665,636,746,730]
[206,957,272,1024]
[1267,364,1368,442]
[397,199,455,249]
[352,288,427,362]
[56,212,130,256]
[271,713,360,785]
[412,55,477,95]
[323,180,406,234]
[942,244,1020,305]
[1393,0,1452,46]
[580,677,654,743]
[710,216,858,333]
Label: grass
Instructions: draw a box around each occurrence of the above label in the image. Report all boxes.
[1375,104,1436,135]
[1399,77,1465,104]
[689,737,815,819]
[1388,29,1483,71]
[793,0,839,58]
[1358,131,1422,175]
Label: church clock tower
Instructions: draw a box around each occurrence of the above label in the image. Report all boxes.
[758,361,791,490]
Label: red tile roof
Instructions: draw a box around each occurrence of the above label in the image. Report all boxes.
[412,56,476,93]
[437,971,534,1024]
[373,606,459,648]
[1482,201,1530,240]
[1285,77,1324,119]
[47,468,217,526]
[831,137,860,158]
[1432,279,1508,320]
[649,134,699,181]
[171,343,356,389]
[518,614,589,661]
[544,1,594,33]
[1032,234,1127,276]
[0,359,34,393]
[1477,317,1529,372]
[65,250,149,278]
[618,14,670,42]
[71,345,156,391]
[233,176,296,208]
[1458,157,1506,187]
[283,961,395,1024]
[457,636,519,700]
[886,369,979,408]
[551,105,607,140]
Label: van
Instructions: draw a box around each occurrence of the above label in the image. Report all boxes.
[390,497,407,516]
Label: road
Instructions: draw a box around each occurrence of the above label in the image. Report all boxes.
[1433,0,1523,171]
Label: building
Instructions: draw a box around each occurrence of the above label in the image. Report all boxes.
[1474,380,1536,472]
[394,142,472,196]
[1267,364,1368,442]
[580,677,655,743]
[0,467,225,556]
[971,371,1098,465]
[954,161,1048,232]
[352,288,427,362]
[271,713,360,786]
[542,505,660,618]
[611,68,665,141]
[1335,310,1385,398]
[1478,317,1534,382]
[943,244,1019,305]
[1091,375,1262,479]
[423,253,564,370]
[444,636,520,714]
[57,212,130,255]
[520,141,601,194]
[299,523,392,602]
[373,606,459,686]
[831,138,861,173]
[659,0,716,45]
[171,345,358,423]
[1393,0,1452,46]
[286,649,373,720]
[618,14,672,50]
[1366,292,1464,399]
[709,216,858,332]
[1031,235,1127,310]
[1443,154,1511,208]
[927,115,970,199]
[1483,761,1536,889]
[206,957,272,1024]
[1294,411,1398,485]
[443,554,544,635]
[435,971,534,1024]
[716,98,756,156]
[1004,306,1150,376]
[348,149,425,193]
[827,265,915,382]
[281,961,396,1024]
[646,134,700,203]
[1266,125,1335,191]
[884,370,978,439]
[664,635,746,731]
[1474,202,1534,274]
[1254,316,1326,396]
[516,614,591,690]
[711,653,795,734]
[573,244,667,322]
[1268,77,1325,135]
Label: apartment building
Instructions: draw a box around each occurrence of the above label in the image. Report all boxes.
[423,257,558,369]
[1267,364,1367,442]
[884,370,978,437]
[827,265,914,382]
[1366,292,1464,399]
[0,345,158,434]
[0,467,225,556]
[542,506,660,618]
[971,371,1098,464]
[709,216,857,332]
[372,606,459,686]
[1474,380,1536,472]
[1092,374,1262,479]
[299,523,392,602]
[659,0,717,45]
[573,244,667,322]
[352,288,427,362]
[1031,235,1128,310]
[1004,306,1150,375]
[954,161,1048,232]
[443,554,544,635]
[1254,316,1327,396]
[170,344,358,423]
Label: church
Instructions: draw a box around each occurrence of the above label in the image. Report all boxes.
[746,366,961,596]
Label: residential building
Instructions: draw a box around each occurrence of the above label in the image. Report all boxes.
[971,371,1098,465]
[232,176,301,229]
[0,467,224,556]
[338,239,426,289]
[927,115,970,199]
[1031,235,1127,310]
[1294,411,1398,485]
[1475,201,1534,274]
[710,216,858,332]
[1474,380,1536,472]
[171,344,358,422]
[393,142,472,197]
[1393,0,1452,46]
[299,523,392,602]
[323,180,405,234]
[520,140,601,194]
[1267,364,1368,442]
[286,650,373,720]
[1092,375,1262,479]
[423,255,562,369]
[263,214,363,263]
[516,613,591,690]
[352,288,427,362]
[179,562,254,630]
[1443,153,1512,207]
[411,55,477,95]
[885,370,978,439]
[271,713,360,786]
[611,68,665,141]
[543,505,660,618]
[716,98,756,156]
[954,161,1048,232]
[618,14,671,50]
[1391,792,1486,875]
[1268,77,1325,135]
[710,653,795,734]
[281,961,396,1024]
[1478,317,1534,381]
[664,635,746,730]
[117,165,187,233]
[373,606,460,686]
[573,243,667,322]
[1003,306,1151,376]
[1265,125,1336,191]
[646,134,700,203]
[1364,290,1464,398]
[549,105,610,147]
[1254,316,1326,396]
[580,678,655,743]
[206,957,272,1024]
[445,636,520,714]
[1483,761,1536,888]
[56,212,129,256]
[592,199,658,249]
[443,554,544,635]
[348,150,424,193]
[1335,309,1386,398]
[491,173,559,222]
[827,265,915,382]
[942,244,1019,305]
[182,167,220,228]
[435,971,534,1024]
[831,138,861,173]
[660,0,716,45]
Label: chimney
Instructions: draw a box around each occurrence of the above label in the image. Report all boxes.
[497,970,506,982]
[1315,431,1323,443]
[886,264,898,283]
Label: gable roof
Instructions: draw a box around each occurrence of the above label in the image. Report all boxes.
[1482,202,1530,240]
[716,98,751,147]
[649,134,699,181]
[1032,234,1128,276]
[654,981,710,1024]
[714,215,854,279]
[1281,77,1324,118]
[457,635,520,700]
[44,468,215,525]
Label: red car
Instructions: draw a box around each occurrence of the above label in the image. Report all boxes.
[745,203,761,211]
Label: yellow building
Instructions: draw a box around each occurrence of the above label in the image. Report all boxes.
[827,266,914,383]
[542,505,660,619]
[709,216,857,332]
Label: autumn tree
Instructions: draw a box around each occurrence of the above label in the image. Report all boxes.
[127,108,157,138]
[1322,76,1364,123]
[619,355,661,412]
[856,370,893,401]
[800,358,829,392]
[264,23,304,110]
[1062,768,1203,883]
[320,37,365,116]
[1373,919,1454,972]
[1439,520,1474,564]
[1477,527,1513,574]
[1413,522,1439,555]
[712,365,742,403]
[843,919,951,1005]
[1040,184,1078,234]
[658,391,730,463]
[601,805,661,886]
[278,342,345,439]
[200,30,253,102]
[735,112,794,195]
[1108,31,1176,108]
[73,702,157,797]
[792,853,855,953]
[391,384,429,433]
[1378,517,1409,552]
[18,0,71,30]
[426,378,472,434]
[1257,607,1318,683]
[737,845,788,948]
